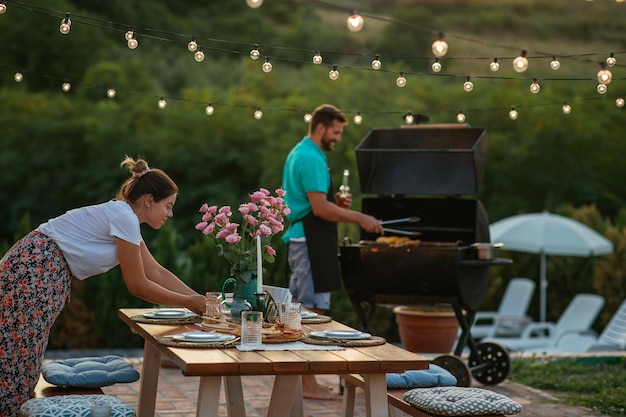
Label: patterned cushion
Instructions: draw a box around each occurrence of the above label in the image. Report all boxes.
[19,395,135,417]
[403,386,523,416]
[42,355,139,388]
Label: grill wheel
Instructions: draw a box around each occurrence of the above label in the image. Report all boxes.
[432,355,472,387]
[467,342,510,385]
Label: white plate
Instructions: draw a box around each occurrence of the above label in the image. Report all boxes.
[143,309,198,319]
[173,333,236,343]
[309,330,371,340]
[301,311,318,319]
[181,331,222,341]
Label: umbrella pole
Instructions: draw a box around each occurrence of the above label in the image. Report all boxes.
[540,252,547,322]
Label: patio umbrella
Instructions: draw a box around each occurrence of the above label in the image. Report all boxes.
[489,211,613,322]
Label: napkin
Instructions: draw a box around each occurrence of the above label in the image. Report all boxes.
[386,364,457,389]
[237,341,344,351]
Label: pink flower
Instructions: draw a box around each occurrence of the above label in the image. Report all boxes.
[195,221,208,231]
[265,245,276,256]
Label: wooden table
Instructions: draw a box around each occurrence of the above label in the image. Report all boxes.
[119,308,428,417]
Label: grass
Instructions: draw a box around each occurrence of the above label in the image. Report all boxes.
[509,356,626,416]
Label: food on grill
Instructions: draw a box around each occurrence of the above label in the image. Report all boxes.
[374,236,422,247]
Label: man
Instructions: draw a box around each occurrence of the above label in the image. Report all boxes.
[281,104,384,400]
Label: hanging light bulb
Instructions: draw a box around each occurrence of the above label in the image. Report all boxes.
[432,58,442,73]
[254,108,263,119]
[404,112,415,125]
[509,106,519,120]
[205,103,215,115]
[187,37,198,52]
[396,72,407,87]
[550,56,560,70]
[127,32,138,49]
[14,72,23,82]
[562,102,572,114]
[431,32,448,58]
[616,97,625,108]
[0,1,6,14]
[61,81,71,92]
[606,52,616,67]
[353,112,363,125]
[456,111,466,123]
[530,78,540,94]
[249,44,260,60]
[513,50,529,73]
[246,0,263,8]
[262,56,273,73]
[372,54,382,70]
[312,51,323,65]
[489,58,500,72]
[597,62,612,84]
[124,28,134,41]
[597,83,608,94]
[303,112,312,123]
[329,65,339,80]
[346,10,364,32]
[157,97,167,109]
[194,47,205,62]
[463,76,473,92]
[106,88,116,98]
[59,13,71,35]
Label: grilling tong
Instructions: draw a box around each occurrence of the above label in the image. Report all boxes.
[380,216,422,236]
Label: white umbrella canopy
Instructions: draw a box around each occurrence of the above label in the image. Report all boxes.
[490,211,613,321]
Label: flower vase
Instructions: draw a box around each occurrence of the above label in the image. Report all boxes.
[222,276,259,311]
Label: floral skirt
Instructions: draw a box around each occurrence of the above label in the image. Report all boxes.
[0,230,72,416]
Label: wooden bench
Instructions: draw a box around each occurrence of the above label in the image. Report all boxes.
[32,374,104,398]
[341,374,505,417]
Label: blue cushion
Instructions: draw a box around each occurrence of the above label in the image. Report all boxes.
[386,364,457,389]
[42,355,139,388]
[19,395,135,417]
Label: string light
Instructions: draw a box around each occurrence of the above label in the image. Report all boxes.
[312,51,323,65]
[205,103,215,115]
[61,81,71,92]
[245,0,263,8]
[346,10,364,32]
[616,97,625,108]
[127,32,138,49]
[262,56,272,73]
[249,44,260,60]
[371,54,382,70]
[489,58,500,72]
[353,112,363,125]
[597,62,612,84]
[530,78,540,94]
[456,110,466,123]
[396,72,406,87]
[597,83,607,94]
[513,50,529,73]
[124,28,133,41]
[403,112,415,125]
[254,108,263,119]
[329,65,339,80]
[194,47,205,62]
[606,52,616,67]
[157,97,167,109]
[0,1,6,14]
[303,112,312,123]
[431,32,448,58]
[550,56,560,70]
[463,76,473,92]
[509,106,519,120]
[106,88,116,98]
[562,102,572,114]
[432,58,442,73]
[187,37,198,52]
[59,13,71,35]
[14,72,23,82]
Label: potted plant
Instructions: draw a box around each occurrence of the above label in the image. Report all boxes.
[392,305,459,353]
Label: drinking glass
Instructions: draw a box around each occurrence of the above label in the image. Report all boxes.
[281,302,302,330]
[241,311,263,347]
[205,291,223,318]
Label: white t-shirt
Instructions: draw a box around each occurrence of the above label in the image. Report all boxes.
[38,200,142,280]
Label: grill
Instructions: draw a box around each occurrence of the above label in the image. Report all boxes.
[339,125,511,386]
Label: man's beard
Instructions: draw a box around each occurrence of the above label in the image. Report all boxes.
[321,134,334,151]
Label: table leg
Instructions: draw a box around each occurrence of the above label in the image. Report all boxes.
[138,341,161,417]
[363,374,388,417]
[224,376,246,417]
[197,376,222,417]
[267,375,301,417]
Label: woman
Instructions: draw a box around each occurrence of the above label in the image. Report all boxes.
[0,156,205,415]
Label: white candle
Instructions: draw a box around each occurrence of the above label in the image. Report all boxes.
[256,235,263,294]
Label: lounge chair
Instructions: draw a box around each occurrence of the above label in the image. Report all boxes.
[482,293,605,352]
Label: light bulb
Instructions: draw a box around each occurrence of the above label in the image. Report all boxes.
[509,107,518,120]
[530,78,540,94]
[597,63,612,84]
[0,2,6,14]
[353,113,363,125]
[304,112,312,123]
[249,44,260,60]
[158,97,167,109]
[254,108,263,119]
[59,14,71,35]
[616,97,625,108]
[61,82,71,92]
[14,72,23,82]
[124,29,133,41]
[597,83,608,94]
[187,38,198,52]
[329,65,339,80]
[550,56,560,70]
[456,111,466,123]
[513,50,528,73]
[346,11,364,32]
[205,103,215,115]
[404,113,415,125]
[432,33,448,58]
[372,54,382,70]
[262,57,272,73]
[607,53,616,67]
[246,0,263,8]
[432,58,442,73]
[463,76,473,92]
[489,58,500,72]
[312,51,323,65]
[396,72,406,87]
[127,33,138,49]
[562,102,572,114]
[106,88,116,98]
[194,49,205,62]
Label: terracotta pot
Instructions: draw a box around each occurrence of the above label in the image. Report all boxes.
[393,306,459,353]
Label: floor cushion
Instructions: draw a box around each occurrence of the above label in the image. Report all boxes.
[19,395,135,417]
[403,386,523,416]
[42,355,139,388]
